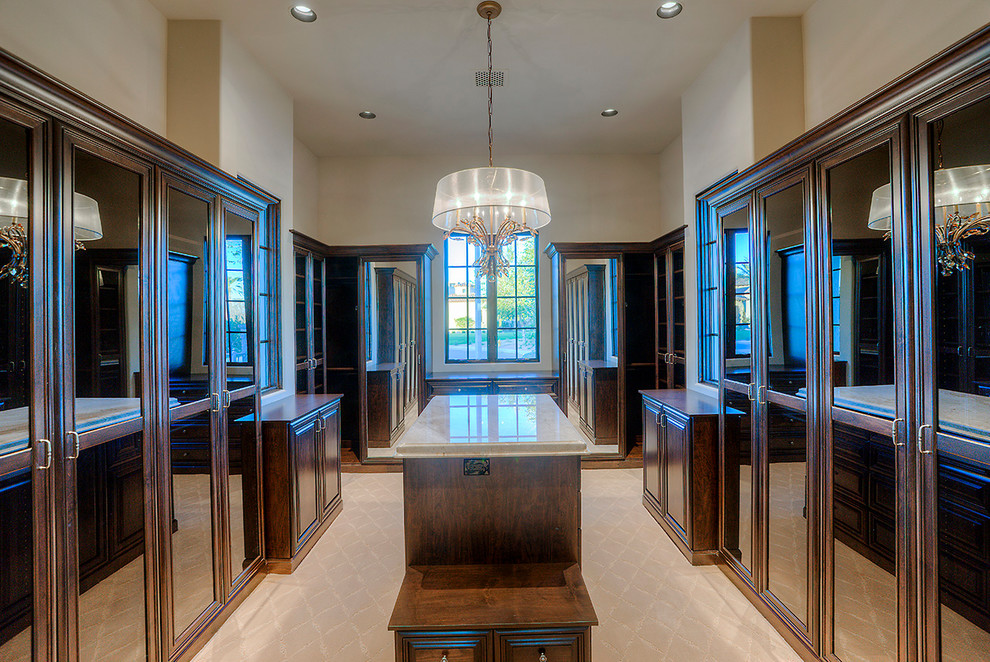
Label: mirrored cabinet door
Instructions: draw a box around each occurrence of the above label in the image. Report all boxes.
[917,91,990,662]
[219,202,262,594]
[63,133,154,662]
[757,173,813,637]
[163,177,221,650]
[0,104,51,662]
[719,200,756,579]
[823,131,905,662]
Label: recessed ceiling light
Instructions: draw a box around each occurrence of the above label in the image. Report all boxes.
[657,2,682,18]
[358,111,377,119]
[601,109,618,117]
[290,5,317,22]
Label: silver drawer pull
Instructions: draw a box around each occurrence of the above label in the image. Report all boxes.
[440,654,448,662]
[539,650,548,662]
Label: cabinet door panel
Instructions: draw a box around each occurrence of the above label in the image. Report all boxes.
[320,406,341,516]
[643,400,662,508]
[399,632,488,662]
[664,411,688,536]
[290,416,320,551]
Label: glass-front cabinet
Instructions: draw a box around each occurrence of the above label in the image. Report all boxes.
[916,85,990,662]
[0,55,276,662]
[699,28,990,662]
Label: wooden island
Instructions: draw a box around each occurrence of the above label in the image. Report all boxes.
[388,394,597,662]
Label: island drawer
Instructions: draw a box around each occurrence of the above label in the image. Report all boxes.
[396,631,489,662]
[495,629,587,662]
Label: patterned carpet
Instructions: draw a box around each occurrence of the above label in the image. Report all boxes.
[191,469,802,661]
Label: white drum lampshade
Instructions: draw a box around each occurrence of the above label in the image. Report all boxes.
[0,175,103,240]
[431,167,551,233]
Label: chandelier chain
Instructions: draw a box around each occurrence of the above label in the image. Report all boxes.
[487,14,494,167]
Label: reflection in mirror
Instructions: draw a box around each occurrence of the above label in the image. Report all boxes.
[227,396,260,586]
[826,142,899,662]
[723,388,752,573]
[828,143,894,417]
[929,97,990,659]
[722,208,751,384]
[766,404,808,624]
[72,148,147,660]
[448,394,538,443]
[832,421,897,662]
[366,260,421,459]
[166,185,216,639]
[763,180,809,626]
[223,209,255,390]
[0,116,34,662]
[564,259,618,451]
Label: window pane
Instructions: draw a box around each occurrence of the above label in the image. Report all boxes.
[227,272,244,301]
[468,298,488,329]
[497,272,516,297]
[517,267,536,297]
[228,332,248,363]
[448,299,468,329]
[497,299,516,328]
[497,329,517,360]
[516,234,535,264]
[448,235,468,266]
[448,267,467,297]
[227,302,247,332]
[501,238,515,265]
[517,298,537,328]
[225,238,243,269]
[519,329,537,360]
[468,329,488,359]
[448,330,468,360]
[466,268,486,297]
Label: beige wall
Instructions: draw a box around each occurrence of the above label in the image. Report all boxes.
[293,138,320,238]
[0,0,167,134]
[803,0,990,129]
[752,17,805,162]
[315,152,662,373]
[166,20,222,165]
[658,136,685,236]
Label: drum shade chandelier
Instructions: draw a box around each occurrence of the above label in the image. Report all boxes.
[867,121,990,275]
[431,1,551,281]
[0,176,103,287]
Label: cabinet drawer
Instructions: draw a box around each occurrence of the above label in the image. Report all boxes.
[397,632,489,662]
[494,381,556,395]
[430,382,491,397]
[496,629,587,662]
[940,461,990,518]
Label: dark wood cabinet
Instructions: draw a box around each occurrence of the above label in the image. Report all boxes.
[641,390,719,565]
[655,228,687,390]
[576,360,617,445]
[294,247,328,395]
[368,363,405,447]
[261,394,344,574]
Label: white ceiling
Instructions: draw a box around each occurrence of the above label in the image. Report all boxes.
[149,0,816,157]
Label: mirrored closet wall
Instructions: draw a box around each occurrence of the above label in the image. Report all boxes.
[0,50,279,662]
[698,26,990,662]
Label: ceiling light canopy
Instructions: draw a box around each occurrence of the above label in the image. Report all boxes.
[290,5,317,22]
[601,108,618,117]
[657,2,683,18]
[431,2,551,281]
[358,110,376,119]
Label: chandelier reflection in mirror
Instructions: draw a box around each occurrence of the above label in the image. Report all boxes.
[431,1,551,281]
[0,176,103,286]
[867,121,990,275]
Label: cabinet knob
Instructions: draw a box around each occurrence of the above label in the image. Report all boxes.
[440,654,448,662]
[539,650,548,662]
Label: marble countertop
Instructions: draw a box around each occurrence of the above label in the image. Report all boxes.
[394,394,588,458]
